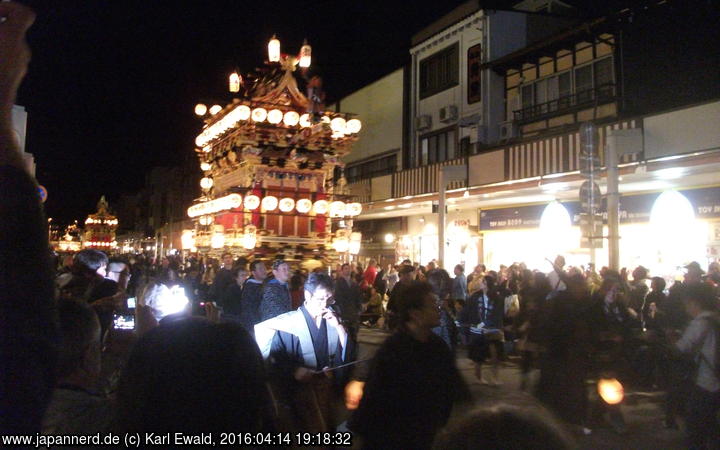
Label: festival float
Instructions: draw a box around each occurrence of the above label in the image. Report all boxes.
[55,222,83,252]
[83,196,118,250]
[187,36,363,265]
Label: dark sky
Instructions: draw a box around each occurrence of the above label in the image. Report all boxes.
[17,0,615,224]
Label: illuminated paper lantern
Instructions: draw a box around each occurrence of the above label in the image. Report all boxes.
[279,198,295,212]
[200,177,214,190]
[194,103,207,116]
[329,201,346,217]
[211,232,225,249]
[345,118,362,134]
[262,196,278,211]
[267,109,283,124]
[299,113,312,128]
[346,202,362,217]
[229,72,241,93]
[283,111,300,127]
[268,35,280,62]
[296,198,312,214]
[251,108,268,122]
[299,41,311,68]
[330,117,346,133]
[244,195,260,211]
[313,200,329,215]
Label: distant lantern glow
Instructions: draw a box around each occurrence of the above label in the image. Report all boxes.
[329,201,346,217]
[236,105,251,121]
[299,41,312,68]
[198,215,214,226]
[210,232,225,249]
[279,198,295,212]
[345,118,362,134]
[539,201,572,254]
[299,113,312,128]
[283,111,300,127]
[181,230,195,250]
[200,162,211,171]
[229,72,241,93]
[244,195,260,211]
[346,202,363,217]
[385,233,396,244]
[296,199,312,214]
[268,35,280,62]
[242,234,257,250]
[330,117,347,134]
[200,177,214,190]
[267,109,283,124]
[313,200,329,215]
[262,196,278,211]
[194,103,208,116]
[349,240,361,255]
[333,238,349,253]
[251,108,268,122]
[598,378,624,405]
[209,105,223,115]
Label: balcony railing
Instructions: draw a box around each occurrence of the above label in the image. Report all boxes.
[513,83,617,124]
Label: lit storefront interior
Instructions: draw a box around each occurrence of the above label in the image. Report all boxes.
[355,156,720,278]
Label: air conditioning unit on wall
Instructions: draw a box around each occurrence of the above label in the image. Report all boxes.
[499,121,518,140]
[469,125,487,144]
[416,114,432,131]
[439,105,458,123]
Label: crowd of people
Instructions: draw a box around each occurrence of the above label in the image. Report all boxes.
[1,3,719,449]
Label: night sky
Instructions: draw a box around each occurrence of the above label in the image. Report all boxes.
[17,0,622,224]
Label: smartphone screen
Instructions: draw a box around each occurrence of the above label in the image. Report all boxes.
[127,297,136,309]
[113,314,135,330]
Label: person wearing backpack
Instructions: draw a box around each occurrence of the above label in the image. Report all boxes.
[675,283,720,449]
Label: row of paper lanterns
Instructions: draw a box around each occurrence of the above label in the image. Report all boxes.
[188,193,362,219]
[85,218,119,225]
[195,103,362,147]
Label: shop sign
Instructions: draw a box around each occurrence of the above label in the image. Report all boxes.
[481,186,720,231]
[452,219,470,229]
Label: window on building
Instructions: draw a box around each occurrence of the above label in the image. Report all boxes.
[575,64,593,102]
[514,56,614,121]
[418,128,457,166]
[594,57,614,96]
[345,153,398,183]
[521,84,534,109]
[419,43,459,99]
[467,44,482,104]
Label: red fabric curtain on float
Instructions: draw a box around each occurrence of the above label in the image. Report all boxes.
[314,190,326,237]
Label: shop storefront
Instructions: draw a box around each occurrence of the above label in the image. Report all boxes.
[396,212,480,269]
[480,186,720,278]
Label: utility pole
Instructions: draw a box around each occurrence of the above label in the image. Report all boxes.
[605,128,643,270]
[438,165,467,269]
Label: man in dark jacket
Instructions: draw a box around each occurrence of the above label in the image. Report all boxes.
[238,260,267,335]
[207,252,235,303]
[259,260,291,321]
[350,281,468,449]
[334,263,363,333]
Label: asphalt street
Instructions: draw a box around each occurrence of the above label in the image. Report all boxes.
[356,327,686,449]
